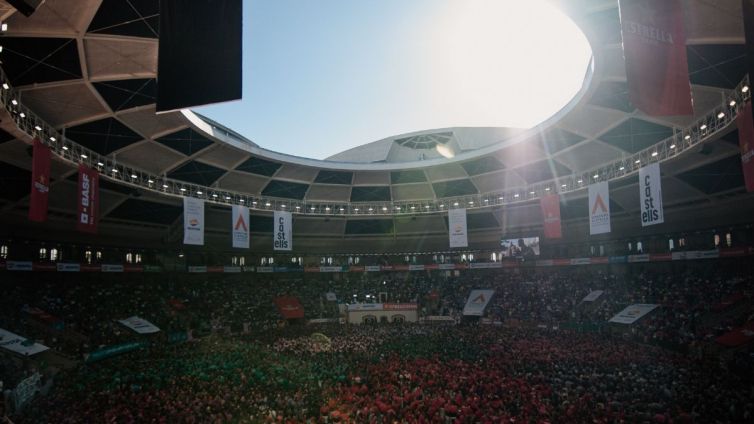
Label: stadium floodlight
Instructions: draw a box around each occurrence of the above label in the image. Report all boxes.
[593,174,599,179]
[669,144,676,149]
[147,179,154,184]
[453,202,459,206]
[196,190,203,195]
[381,207,388,211]
[577,179,582,183]
[34,125,42,131]
[699,124,707,130]
[80,154,87,159]
[49,136,56,141]
[651,151,658,157]
[131,174,138,179]
[1,83,8,90]
[62,145,68,150]
[730,100,736,107]
[743,85,749,93]
[97,162,104,167]
[635,159,641,164]
[424,205,430,209]
[180,188,186,192]
[265,202,271,207]
[10,99,16,105]
[325,207,331,211]
[212,193,218,198]
[545,187,550,191]
[19,112,25,118]
[281,204,286,208]
[529,191,535,194]
[717,112,725,119]
[619,166,625,171]
[239,199,245,203]
[513,193,519,198]
[163,184,169,188]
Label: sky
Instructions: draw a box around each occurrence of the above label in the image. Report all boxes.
[196,0,593,160]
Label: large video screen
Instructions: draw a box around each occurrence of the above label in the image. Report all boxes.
[500,237,540,257]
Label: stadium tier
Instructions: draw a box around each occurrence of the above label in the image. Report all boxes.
[1,0,754,423]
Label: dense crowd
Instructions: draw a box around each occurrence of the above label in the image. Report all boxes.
[1,260,753,422]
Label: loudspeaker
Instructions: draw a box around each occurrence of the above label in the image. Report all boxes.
[157,0,243,112]
[6,0,45,17]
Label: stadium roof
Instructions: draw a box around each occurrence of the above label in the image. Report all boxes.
[0,0,752,251]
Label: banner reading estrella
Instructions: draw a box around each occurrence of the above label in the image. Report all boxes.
[273,210,292,251]
[448,208,468,248]
[639,163,664,226]
[588,182,611,235]
[539,194,562,239]
[736,101,754,192]
[619,0,693,116]
[183,197,205,245]
[231,205,250,248]
[76,165,99,234]
[29,138,51,222]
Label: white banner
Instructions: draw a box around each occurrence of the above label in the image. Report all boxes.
[0,328,49,356]
[609,304,659,324]
[448,208,468,248]
[273,210,292,251]
[639,163,664,226]
[223,266,242,273]
[188,266,207,273]
[589,182,611,234]
[118,316,161,334]
[582,290,604,302]
[231,205,250,249]
[365,265,381,272]
[183,197,205,245]
[462,289,495,316]
[469,262,502,269]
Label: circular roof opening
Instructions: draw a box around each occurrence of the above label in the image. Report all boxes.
[197,0,592,160]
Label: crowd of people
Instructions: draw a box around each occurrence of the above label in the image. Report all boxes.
[0,259,753,422]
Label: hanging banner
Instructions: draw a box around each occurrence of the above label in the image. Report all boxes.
[448,208,468,248]
[76,165,99,234]
[231,205,250,248]
[745,0,754,120]
[273,210,292,251]
[736,101,754,192]
[29,138,52,222]
[619,0,693,116]
[588,182,611,235]
[639,163,664,226]
[539,194,562,239]
[183,197,204,245]
[118,316,161,334]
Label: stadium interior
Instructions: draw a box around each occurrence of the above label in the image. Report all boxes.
[1,0,754,423]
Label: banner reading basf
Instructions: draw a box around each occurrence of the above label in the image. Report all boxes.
[539,194,562,239]
[639,163,664,226]
[273,210,292,251]
[618,0,693,116]
[736,101,754,192]
[183,197,204,245]
[588,182,611,235]
[448,208,468,248]
[231,205,250,248]
[76,165,99,234]
[29,139,51,222]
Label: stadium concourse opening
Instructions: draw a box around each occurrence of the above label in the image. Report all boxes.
[2,0,754,423]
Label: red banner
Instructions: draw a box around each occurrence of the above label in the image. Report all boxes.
[619,0,693,116]
[29,139,52,222]
[736,101,754,192]
[76,165,99,233]
[539,194,562,239]
[274,296,304,319]
[716,321,754,347]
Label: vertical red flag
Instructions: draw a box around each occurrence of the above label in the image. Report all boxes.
[619,0,693,116]
[736,101,754,192]
[539,194,562,239]
[28,138,51,222]
[76,164,99,233]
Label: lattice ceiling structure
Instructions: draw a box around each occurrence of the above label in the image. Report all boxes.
[0,0,752,253]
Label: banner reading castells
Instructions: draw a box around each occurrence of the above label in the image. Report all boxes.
[639,163,664,226]
[273,210,292,251]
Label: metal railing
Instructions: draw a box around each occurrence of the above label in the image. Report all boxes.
[0,65,749,217]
